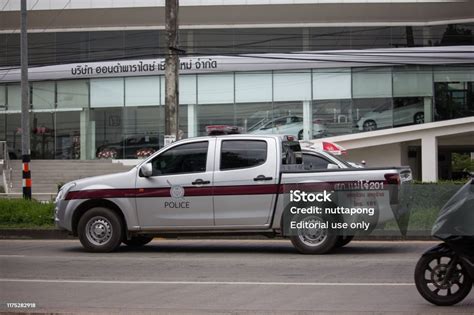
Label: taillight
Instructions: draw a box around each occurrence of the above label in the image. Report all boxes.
[322,141,347,155]
[384,173,400,185]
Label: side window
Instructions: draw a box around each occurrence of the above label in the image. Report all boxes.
[274,117,286,127]
[220,140,267,170]
[302,153,332,170]
[290,116,302,123]
[151,141,208,176]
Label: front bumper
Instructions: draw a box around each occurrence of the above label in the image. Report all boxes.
[54,199,70,231]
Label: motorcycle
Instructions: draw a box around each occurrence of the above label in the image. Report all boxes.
[414,178,474,306]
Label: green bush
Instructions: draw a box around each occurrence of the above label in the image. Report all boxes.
[385,181,467,232]
[0,199,54,228]
[410,182,464,211]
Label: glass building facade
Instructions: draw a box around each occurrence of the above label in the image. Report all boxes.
[0,64,472,160]
[1,24,473,67]
[0,23,473,160]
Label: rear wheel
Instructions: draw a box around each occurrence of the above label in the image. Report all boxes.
[78,207,123,253]
[123,236,154,247]
[415,253,472,306]
[290,214,338,254]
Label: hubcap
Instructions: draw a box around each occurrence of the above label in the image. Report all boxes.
[431,264,451,289]
[85,216,113,246]
[363,121,376,131]
[297,216,328,247]
[415,113,424,124]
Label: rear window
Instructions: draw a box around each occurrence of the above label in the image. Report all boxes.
[220,140,267,170]
[282,140,303,165]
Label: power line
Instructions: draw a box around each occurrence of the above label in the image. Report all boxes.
[0,0,10,12]
[2,23,468,53]
[0,50,472,81]
[37,0,71,34]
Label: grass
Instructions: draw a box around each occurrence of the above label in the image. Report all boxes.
[382,182,464,232]
[0,198,55,228]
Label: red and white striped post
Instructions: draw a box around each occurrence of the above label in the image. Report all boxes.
[22,155,32,198]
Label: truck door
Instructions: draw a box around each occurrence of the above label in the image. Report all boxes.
[135,140,215,227]
[213,138,278,226]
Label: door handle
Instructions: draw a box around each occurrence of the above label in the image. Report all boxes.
[253,175,273,181]
[192,179,211,185]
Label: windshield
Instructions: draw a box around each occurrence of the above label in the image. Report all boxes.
[325,151,353,168]
[303,149,353,168]
[247,118,268,132]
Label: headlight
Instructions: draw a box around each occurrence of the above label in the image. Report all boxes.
[55,182,76,202]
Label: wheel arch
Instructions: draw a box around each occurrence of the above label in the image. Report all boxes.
[71,199,127,236]
[363,119,376,125]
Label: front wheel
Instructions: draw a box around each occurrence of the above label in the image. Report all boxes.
[414,112,424,124]
[414,253,472,306]
[362,120,377,131]
[289,214,338,254]
[78,207,124,252]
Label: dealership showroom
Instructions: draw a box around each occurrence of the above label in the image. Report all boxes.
[0,0,473,182]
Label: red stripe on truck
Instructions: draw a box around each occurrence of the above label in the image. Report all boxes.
[64,180,389,200]
[65,184,279,200]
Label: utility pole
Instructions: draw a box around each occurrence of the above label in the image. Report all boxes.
[20,0,32,199]
[164,0,179,145]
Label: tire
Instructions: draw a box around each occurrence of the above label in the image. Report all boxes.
[123,236,153,247]
[362,120,377,131]
[77,207,124,253]
[335,235,354,248]
[289,214,338,254]
[414,112,424,124]
[414,253,472,306]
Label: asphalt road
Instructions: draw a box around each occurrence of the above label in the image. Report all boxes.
[1,239,474,314]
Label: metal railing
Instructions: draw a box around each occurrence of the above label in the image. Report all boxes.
[0,141,13,193]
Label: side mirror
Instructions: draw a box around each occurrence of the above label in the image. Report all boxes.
[327,163,339,169]
[140,163,153,177]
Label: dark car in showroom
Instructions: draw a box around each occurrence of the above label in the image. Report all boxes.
[96,135,161,159]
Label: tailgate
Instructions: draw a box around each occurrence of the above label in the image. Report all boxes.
[395,167,413,235]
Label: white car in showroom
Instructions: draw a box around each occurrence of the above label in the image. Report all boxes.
[357,102,425,131]
[248,115,327,139]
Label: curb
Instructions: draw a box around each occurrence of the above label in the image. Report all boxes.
[0,229,74,239]
[0,229,436,241]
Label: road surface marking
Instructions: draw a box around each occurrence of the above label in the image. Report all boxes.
[0,278,413,286]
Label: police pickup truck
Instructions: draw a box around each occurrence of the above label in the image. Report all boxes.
[55,135,412,254]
